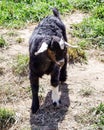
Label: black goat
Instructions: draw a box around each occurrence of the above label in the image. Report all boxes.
[29,8,76,114]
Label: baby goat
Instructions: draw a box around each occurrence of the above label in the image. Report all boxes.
[29,8,76,113]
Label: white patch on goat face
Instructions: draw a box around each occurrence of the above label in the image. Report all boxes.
[52,86,61,106]
[34,42,48,55]
[59,38,65,50]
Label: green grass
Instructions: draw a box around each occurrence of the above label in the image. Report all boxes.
[71,1,104,49]
[79,87,93,97]
[95,103,104,114]
[16,37,24,43]
[71,0,104,12]
[68,48,87,64]
[12,54,29,76]
[75,103,104,129]
[0,0,73,28]
[72,17,104,38]
[70,0,96,12]
[0,36,7,47]
[0,108,15,130]
[92,3,104,20]
[91,103,104,129]
[0,0,103,29]
[7,31,18,37]
[77,39,91,49]
[72,18,104,49]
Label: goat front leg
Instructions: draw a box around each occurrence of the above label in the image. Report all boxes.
[51,65,61,107]
[59,57,67,83]
[30,75,39,114]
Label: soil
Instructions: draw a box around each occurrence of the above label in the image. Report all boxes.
[0,11,104,130]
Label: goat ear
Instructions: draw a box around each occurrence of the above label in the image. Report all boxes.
[65,41,78,48]
[34,42,48,55]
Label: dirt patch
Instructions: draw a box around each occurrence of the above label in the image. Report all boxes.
[0,11,104,130]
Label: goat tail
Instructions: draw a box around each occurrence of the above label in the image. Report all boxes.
[52,8,60,18]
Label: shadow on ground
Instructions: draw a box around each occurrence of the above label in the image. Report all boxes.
[30,83,70,130]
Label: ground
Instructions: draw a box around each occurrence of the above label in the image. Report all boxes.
[0,11,104,130]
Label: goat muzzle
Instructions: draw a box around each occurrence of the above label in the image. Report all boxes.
[57,59,65,68]
[47,49,64,67]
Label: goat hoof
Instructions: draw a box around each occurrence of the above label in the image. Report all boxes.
[31,106,39,114]
[53,100,61,107]
[31,109,38,114]
[31,109,37,114]
[53,102,57,107]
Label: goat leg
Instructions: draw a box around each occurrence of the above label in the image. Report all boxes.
[51,65,61,107]
[30,76,39,114]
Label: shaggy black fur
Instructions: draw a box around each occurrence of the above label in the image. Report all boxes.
[29,8,68,113]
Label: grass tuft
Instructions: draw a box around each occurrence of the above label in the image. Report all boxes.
[79,87,93,97]
[92,3,104,20]
[0,108,15,130]
[68,48,87,64]
[7,31,18,37]
[75,103,104,129]
[16,37,24,43]
[0,36,7,47]
[95,103,104,115]
[71,0,96,12]
[91,103,104,129]
[0,67,4,75]
[12,54,29,76]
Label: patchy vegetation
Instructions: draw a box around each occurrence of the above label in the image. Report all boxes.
[75,103,104,130]
[71,0,97,12]
[71,0,104,49]
[0,36,7,47]
[12,54,29,76]
[72,17,104,49]
[79,87,93,97]
[95,103,104,129]
[16,37,24,43]
[0,108,15,130]
[7,31,18,37]
[0,0,103,29]
[68,48,87,64]
[0,0,73,28]
[0,0,104,129]
[82,103,104,129]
